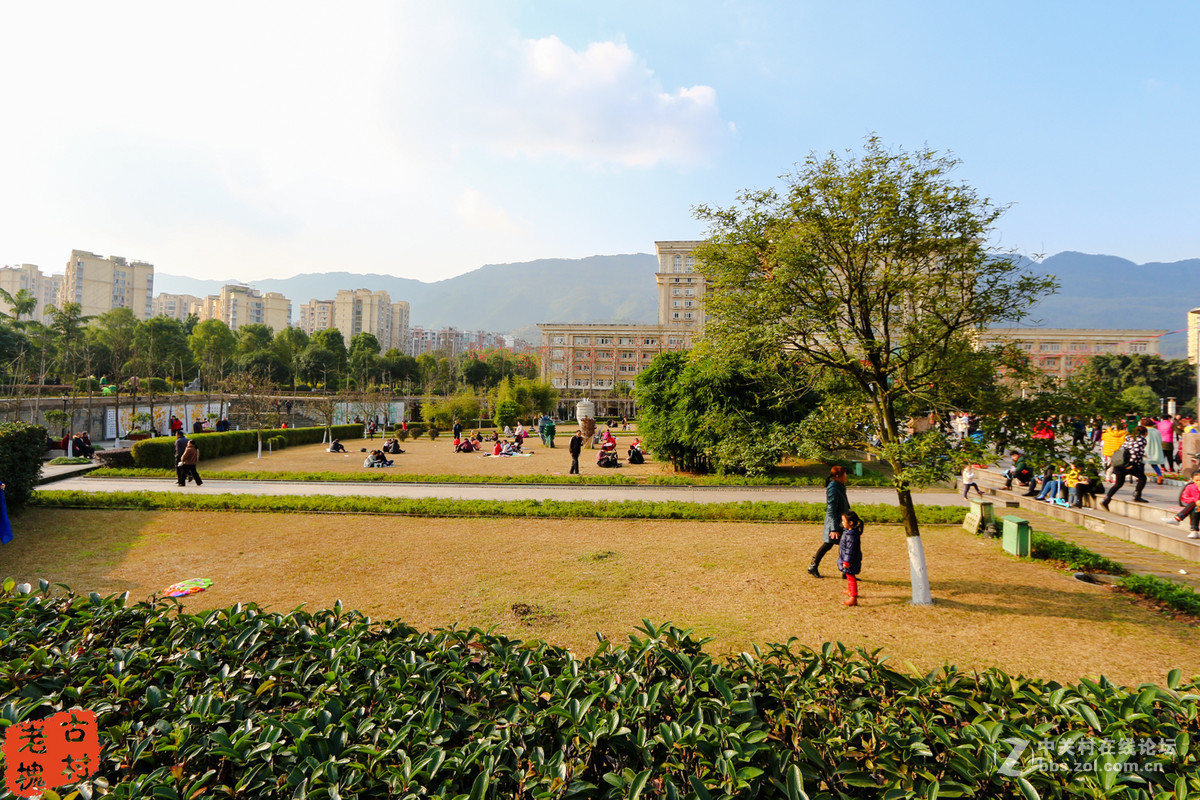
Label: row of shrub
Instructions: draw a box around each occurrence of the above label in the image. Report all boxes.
[129,424,362,468]
[1030,531,1130,575]
[1,584,1195,797]
[29,489,968,524]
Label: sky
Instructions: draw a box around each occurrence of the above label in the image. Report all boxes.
[2,1,1198,284]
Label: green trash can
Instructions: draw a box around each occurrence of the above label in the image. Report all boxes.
[1001,515,1031,557]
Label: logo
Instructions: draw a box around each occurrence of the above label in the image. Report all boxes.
[3,710,99,798]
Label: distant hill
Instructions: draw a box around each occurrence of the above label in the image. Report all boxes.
[155,251,1198,357]
[154,254,660,337]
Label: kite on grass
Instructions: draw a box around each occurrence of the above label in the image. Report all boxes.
[161,578,212,598]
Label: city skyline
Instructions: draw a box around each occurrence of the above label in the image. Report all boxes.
[3,3,1199,283]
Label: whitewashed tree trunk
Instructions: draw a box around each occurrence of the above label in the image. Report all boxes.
[907,535,933,605]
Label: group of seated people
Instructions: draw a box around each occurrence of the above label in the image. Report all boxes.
[382,438,404,454]
[490,437,524,456]
[363,449,394,468]
[52,432,94,458]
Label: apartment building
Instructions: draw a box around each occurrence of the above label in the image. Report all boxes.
[409,327,504,358]
[298,299,335,336]
[981,328,1169,380]
[537,240,705,391]
[0,263,62,322]
[200,285,291,332]
[152,293,202,322]
[64,250,154,320]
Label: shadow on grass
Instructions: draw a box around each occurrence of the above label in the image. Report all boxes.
[868,576,1126,620]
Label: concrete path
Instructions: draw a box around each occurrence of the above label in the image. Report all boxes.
[42,475,973,506]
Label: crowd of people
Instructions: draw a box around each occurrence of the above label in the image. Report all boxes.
[995,413,1200,537]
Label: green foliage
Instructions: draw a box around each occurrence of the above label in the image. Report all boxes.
[0,422,47,504]
[48,456,92,465]
[268,435,287,450]
[130,425,362,468]
[1076,353,1197,413]
[2,588,1196,797]
[493,398,520,429]
[394,428,410,442]
[1029,531,1129,575]
[91,467,893,488]
[492,375,557,421]
[1119,574,1200,618]
[423,390,483,427]
[427,427,440,440]
[636,352,811,475]
[31,489,966,524]
[1118,384,1161,417]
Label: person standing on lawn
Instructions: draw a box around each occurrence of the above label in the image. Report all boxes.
[568,429,584,475]
[1157,415,1178,472]
[838,510,864,607]
[452,418,462,441]
[174,430,189,486]
[1162,473,1200,538]
[809,465,850,578]
[1101,425,1148,509]
[178,440,203,487]
[1142,416,1168,484]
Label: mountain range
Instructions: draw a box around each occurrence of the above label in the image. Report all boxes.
[154,251,1198,357]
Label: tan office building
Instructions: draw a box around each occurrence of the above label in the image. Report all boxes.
[64,250,154,320]
[538,240,705,391]
[153,293,202,321]
[981,328,1169,380]
[200,285,292,332]
[0,263,62,322]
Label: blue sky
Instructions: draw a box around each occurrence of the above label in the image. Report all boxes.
[2,1,1197,283]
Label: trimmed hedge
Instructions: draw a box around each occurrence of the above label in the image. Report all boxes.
[130,424,361,468]
[1,587,1196,797]
[0,421,47,505]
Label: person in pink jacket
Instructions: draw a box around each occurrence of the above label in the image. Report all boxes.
[1156,415,1177,472]
[1162,473,1200,538]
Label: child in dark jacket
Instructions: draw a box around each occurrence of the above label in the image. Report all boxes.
[839,511,864,607]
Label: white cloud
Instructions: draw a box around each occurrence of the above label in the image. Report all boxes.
[454,189,520,235]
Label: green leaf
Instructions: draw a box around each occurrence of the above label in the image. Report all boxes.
[785,765,809,800]
[1015,777,1040,800]
[1167,668,1182,690]
[628,769,651,800]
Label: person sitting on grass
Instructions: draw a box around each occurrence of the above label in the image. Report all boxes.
[328,439,346,453]
[364,450,392,468]
[456,438,477,453]
[382,438,404,455]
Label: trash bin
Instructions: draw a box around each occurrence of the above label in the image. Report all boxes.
[1001,516,1031,557]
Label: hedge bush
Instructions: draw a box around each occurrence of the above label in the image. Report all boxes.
[0,421,47,505]
[130,425,361,468]
[1,586,1196,797]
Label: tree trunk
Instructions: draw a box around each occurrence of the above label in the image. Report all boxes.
[895,485,934,605]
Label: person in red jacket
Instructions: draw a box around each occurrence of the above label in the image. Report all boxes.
[1163,473,1200,538]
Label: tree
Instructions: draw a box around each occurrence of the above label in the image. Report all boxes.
[90,308,140,434]
[311,329,348,373]
[298,346,341,390]
[189,319,237,389]
[134,315,192,381]
[222,368,278,458]
[695,138,1057,605]
[272,327,309,390]
[0,288,37,324]
[235,323,275,356]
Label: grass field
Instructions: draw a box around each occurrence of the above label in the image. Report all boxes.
[6,507,1198,686]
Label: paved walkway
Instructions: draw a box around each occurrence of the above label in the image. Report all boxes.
[43,475,973,506]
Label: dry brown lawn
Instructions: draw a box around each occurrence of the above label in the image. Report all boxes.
[202,435,671,479]
[6,508,1198,687]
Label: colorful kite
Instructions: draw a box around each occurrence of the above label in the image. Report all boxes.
[161,578,212,598]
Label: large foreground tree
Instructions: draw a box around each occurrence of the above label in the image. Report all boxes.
[695,138,1057,604]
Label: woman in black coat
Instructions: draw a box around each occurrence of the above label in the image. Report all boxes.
[809,465,850,578]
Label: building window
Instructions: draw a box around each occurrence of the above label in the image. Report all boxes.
[643,338,657,345]
[1039,342,1060,352]
[672,312,680,319]
[684,312,693,320]
[673,255,683,272]
[553,336,565,345]
[597,337,611,345]
[1129,342,1148,353]
[672,288,682,296]
[574,336,590,345]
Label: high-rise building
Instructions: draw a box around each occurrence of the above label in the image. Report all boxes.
[0,263,62,322]
[152,293,202,322]
[334,289,413,352]
[390,300,410,354]
[654,240,708,330]
[200,285,292,332]
[409,327,503,358]
[64,250,154,320]
[298,299,335,336]
[1189,308,1200,366]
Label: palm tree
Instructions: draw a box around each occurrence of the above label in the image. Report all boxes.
[0,288,38,325]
